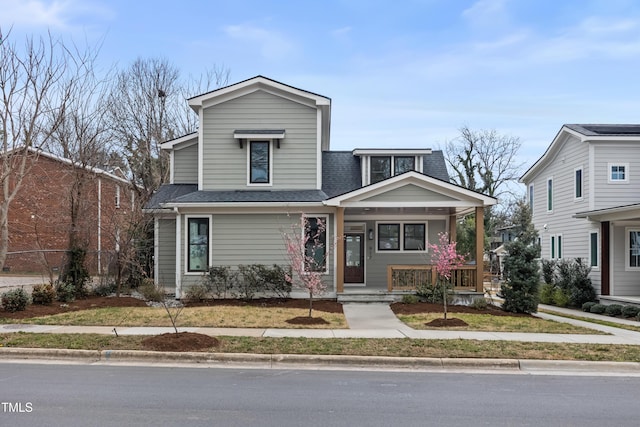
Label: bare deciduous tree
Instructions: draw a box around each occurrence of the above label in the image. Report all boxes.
[0,29,81,270]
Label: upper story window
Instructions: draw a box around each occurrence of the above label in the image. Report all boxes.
[370,156,416,184]
[574,167,583,200]
[249,141,271,185]
[547,177,553,212]
[608,163,629,183]
[528,184,534,213]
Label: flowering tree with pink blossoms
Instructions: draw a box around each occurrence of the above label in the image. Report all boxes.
[282,215,328,318]
[428,232,466,320]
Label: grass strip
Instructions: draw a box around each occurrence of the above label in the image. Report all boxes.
[539,309,640,333]
[2,333,640,362]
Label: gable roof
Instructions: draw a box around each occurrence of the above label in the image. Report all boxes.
[521,124,640,183]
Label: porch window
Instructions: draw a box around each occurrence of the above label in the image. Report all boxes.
[403,224,425,250]
[305,216,327,272]
[627,229,640,269]
[378,224,400,250]
[187,217,209,272]
[377,222,427,252]
[590,231,598,268]
[249,141,271,184]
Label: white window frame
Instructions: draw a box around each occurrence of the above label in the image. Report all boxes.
[528,183,534,214]
[608,163,629,184]
[184,215,213,275]
[625,227,640,271]
[589,230,599,269]
[247,140,273,186]
[375,221,428,253]
[302,214,330,275]
[550,233,562,259]
[368,155,418,185]
[574,166,583,201]
[546,177,553,213]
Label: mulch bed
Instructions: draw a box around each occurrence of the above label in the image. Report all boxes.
[142,332,220,352]
[285,316,330,325]
[390,302,532,317]
[425,318,469,327]
[0,296,148,320]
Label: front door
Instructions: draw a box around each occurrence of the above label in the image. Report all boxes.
[344,233,365,283]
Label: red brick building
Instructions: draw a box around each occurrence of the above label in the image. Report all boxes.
[4,149,137,278]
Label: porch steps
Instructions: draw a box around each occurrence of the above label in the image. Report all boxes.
[337,291,406,304]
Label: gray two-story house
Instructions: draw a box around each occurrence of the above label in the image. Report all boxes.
[146,76,496,299]
[521,124,640,304]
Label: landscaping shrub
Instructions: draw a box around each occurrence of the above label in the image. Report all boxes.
[416,281,452,304]
[470,297,488,310]
[184,283,209,302]
[539,283,555,305]
[401,294,419,304]
[1,288,29,312]
[92,281,117,297]
[590,303,606,314]
[552,288,570,307]
[204,266,237,298]
[260,264,292,299]
[605,304,623,317]
[541,259,556,285]
[138,279,164,302]
[582,301,597,312]
[621,305,640,319]
[567,258,596,307]
[234,265,262,300]
[56,281,77,303]
[31,283,56,305]
[501,239,540,314]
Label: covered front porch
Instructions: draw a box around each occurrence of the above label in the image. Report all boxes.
[323,172,497,301]
[575,203,640,299]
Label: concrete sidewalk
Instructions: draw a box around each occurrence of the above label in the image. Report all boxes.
[2,302,640,345]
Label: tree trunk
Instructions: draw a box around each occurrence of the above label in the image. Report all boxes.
[308,291,313,318]
[0,202,9,270]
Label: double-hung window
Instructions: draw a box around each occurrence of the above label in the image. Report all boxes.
[546,177,553,212]
[589,231,599,268]
[550,234,562,259]
[187,217,210,272]
[249,141,271,184]
[627,228,640,270]
[574,167,583,200]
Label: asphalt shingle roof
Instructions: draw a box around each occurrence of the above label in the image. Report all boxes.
[565,124,640,136]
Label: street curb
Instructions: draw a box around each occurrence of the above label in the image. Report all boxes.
[2,347,639,373]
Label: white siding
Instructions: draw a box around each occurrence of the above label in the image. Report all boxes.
[201,90,318,190]
[592,142,640,210]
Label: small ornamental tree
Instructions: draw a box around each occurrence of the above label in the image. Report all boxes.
[282,215,328,317]
[428,232,466,320]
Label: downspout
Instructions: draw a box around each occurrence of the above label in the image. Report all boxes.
[174,207,182,299]
[97,178,102,274]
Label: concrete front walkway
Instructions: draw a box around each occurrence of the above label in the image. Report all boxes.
[2,302,640,345]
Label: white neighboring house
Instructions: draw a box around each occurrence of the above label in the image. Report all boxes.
[521,124,640,304]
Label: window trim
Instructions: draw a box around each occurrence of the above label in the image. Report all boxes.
[550,233,563,259]
[247,140,273,186]
[375,221,428,253]
[528,183,534,214]
[608,163,629,184]
[589,230,599,269]
[625,227,640,271]
[185,215,212,274]
[546,177,553,213]
[303,214,329,274]
[369,155,417,184]
[574,167,583,200]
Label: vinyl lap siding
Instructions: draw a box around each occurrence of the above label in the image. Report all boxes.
[173,144,198,184]
[362,185,457,203]
[611,226,640,296]
[592,142,640,210]
[157,219,176,287]
[201,90,318,190]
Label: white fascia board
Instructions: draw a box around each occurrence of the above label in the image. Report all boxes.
[161,133,198,150]
[352,148,432,156]
[341,201,482,208]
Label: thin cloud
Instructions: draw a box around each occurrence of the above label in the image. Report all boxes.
[0,0,74,29]
[223,23,295,60]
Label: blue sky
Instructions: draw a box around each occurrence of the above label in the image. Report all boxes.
[2,0,640,172]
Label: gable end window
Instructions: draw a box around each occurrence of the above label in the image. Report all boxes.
[608,163,629,183]
[249,141,271,184]
[187,217,209,272]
